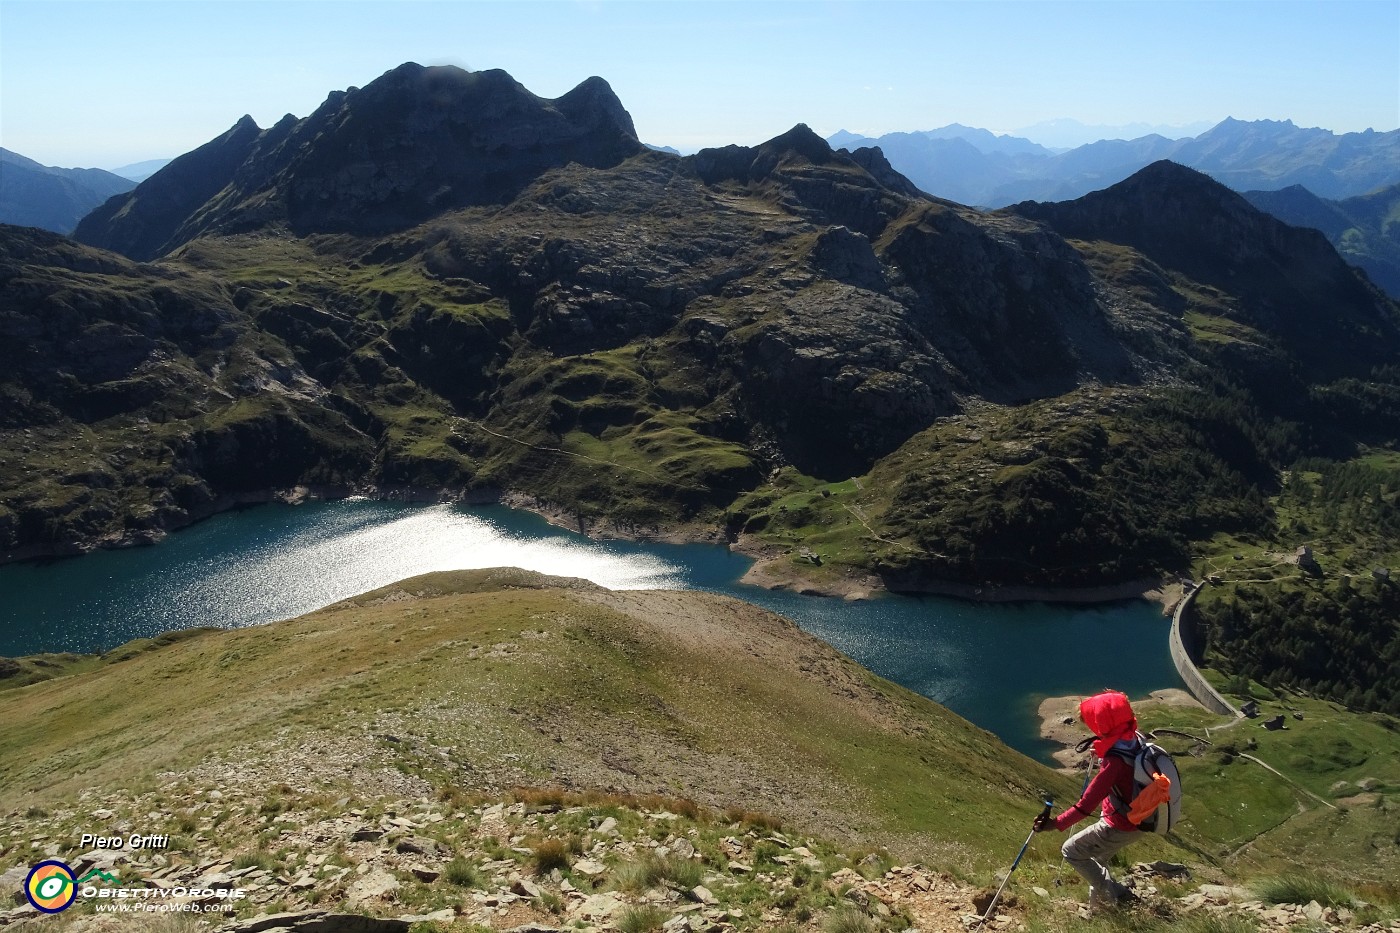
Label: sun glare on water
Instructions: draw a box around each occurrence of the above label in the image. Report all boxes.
[165,505,689,629]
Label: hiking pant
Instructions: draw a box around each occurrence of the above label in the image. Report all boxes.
[1062,820,1138,898]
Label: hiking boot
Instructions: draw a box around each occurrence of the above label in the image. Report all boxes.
[1088,882,1132,913]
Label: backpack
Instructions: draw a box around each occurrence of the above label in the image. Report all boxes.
[1108,733,1182,834]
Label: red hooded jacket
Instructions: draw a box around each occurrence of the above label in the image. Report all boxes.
[1054,691,1140,833]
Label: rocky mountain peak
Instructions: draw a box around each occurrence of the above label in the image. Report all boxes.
[73,65,644,259]
[1009,159,1291,250]
[1008,160,1400,375]
[691,124,844,185]
[760,123,836,164]
[848,145,926,198]
[555,75,638,140]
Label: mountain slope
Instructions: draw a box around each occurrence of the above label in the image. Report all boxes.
[1008,161,1400,378]
[0,225,375,557]
[1246,182,1400,298]
[0,148,135,234]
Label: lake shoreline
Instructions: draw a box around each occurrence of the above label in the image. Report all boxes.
[0,483,505,567]
[2,496,1183,758]
[1037,688,1207,772]
[4,487,1183,613]
[499,496,1186,611]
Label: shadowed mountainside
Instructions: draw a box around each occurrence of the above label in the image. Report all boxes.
[0,148,135,234]
[1246,182,1400,299]
[1009,161,1400,378]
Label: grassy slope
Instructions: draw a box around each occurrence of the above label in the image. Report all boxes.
[1129,681,1400,889]
[0,570,1078,873]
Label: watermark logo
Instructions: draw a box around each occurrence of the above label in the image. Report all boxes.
[25,860,77,913]
[19,854,245,915]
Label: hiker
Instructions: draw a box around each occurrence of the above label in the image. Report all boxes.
[1033,689,1144,911]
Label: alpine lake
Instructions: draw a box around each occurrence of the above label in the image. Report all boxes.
[0,500,1181,763]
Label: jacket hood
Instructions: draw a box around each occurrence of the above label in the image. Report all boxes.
[1080,690,1138,758]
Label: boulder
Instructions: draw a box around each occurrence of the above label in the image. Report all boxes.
[346,868,400,903]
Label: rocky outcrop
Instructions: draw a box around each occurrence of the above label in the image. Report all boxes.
[0,226,376,556]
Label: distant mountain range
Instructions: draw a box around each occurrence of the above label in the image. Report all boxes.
[1011,117,1215,150]
[831,118,1400,207]
[1245,183,1400,299]
[0,149,135,234]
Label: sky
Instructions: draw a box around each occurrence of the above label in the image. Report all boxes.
[2,0,1398,170]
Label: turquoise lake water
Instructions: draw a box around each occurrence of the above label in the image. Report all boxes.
[0,500,1180,761]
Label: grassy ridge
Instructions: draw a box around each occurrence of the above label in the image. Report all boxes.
[0,570,1078,871]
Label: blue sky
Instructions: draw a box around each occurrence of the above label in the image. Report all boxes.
[2,0,1397,169]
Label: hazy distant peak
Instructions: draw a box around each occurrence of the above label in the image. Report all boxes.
[1216,116,1298,129]
[1012,117,1214,148]
[0,147,46,170]
[0,148,136,233]
[827,129,871,149]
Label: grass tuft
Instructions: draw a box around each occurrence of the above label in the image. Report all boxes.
[722,804,783,830]
[822,906,878,933]
[232,850,276,872]
[1254,875,1356,908]
[612,852,701,893]
[444,856,480,888]
[532,837,571,875]
[616,905,668,933]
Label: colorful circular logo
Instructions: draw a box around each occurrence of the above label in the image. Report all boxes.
[25,860,77,913]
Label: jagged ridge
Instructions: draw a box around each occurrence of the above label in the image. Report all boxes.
[75,64,644,259]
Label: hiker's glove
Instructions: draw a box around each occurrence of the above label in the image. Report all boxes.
[1033,815,1056,832]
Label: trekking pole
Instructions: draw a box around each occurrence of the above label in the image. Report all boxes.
[979,797,1053,925]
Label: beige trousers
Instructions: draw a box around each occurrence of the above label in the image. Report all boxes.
[1061,820,1138,899]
